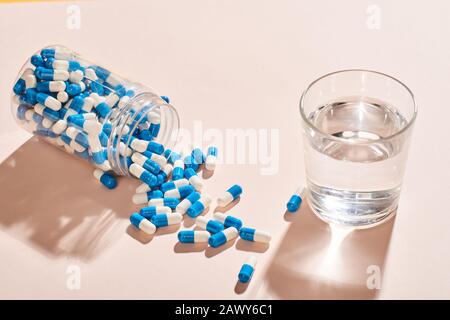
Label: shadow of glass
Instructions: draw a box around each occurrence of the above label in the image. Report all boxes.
[0,137,140,261]
[253,200,395,299]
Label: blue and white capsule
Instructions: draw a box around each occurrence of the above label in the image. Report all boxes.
[160,178,189,193]
[217,184,242,207]
[171,159,184,181]
[36,80,66,93]
[129,138,164,155]
[186,195,212,218]
[13,68,33,95]
[205,146,218,171]
[175,191,201,214]
[238,256,257,283]
[208,227,238,248]
[164,185,195,199]
[150,212,182,227]
[132,190,164,205]
[93,169,117,189]
[139,206,172,219]
[129,163,158,187]
[142,151,167,167]
[178,230,210,243]
[239,227,271,243]
[35,67,69,81]
[195,216,224,234]
[286,186,304,212]
[184,168,203,191]
[36,93,62,111]
[131,152,161,175]
[213,212,243,230]
[130,213,156,235]
[148,197,180,209]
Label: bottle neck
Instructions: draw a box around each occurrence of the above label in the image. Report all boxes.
[106,91,180,175]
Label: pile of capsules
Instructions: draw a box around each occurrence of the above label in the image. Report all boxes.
[12,47,174,187]
[129,145,272,284]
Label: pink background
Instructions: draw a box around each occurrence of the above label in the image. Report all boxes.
[0,0,449,299]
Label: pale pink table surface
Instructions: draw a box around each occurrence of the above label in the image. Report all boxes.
[0,0,449,299]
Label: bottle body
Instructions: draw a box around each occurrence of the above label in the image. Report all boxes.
[11,45,179,175]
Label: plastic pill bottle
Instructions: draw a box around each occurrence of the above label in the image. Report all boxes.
[10,45,180,176]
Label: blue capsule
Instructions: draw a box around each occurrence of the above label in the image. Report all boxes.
[93,169,117,189]
[213,212,243,230]
[151,213,182,227]
[238,256,257,283]
[184,155,199,171]
[31,55,45,67]
[17,104,30,120]
[178,230,210,243]
[95,102,111,118]
[208,227,238,248]
[196,216,224,234]
[286,187,303,212]
[191,148,205,165]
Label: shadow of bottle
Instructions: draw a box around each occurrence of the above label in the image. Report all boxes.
[0,137,141,261]
[250,200,396,299]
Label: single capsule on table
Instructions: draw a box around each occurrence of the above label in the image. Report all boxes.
[164,185,195,199]
[130,213,156,235]
[178,230,210,243]
[208,227,238,248]
[238,256,257,283]
[186,195,212,218]
[132,190,164,205]
[93,169,117,189]
[239,227,271,243]
[151,212,182,227]
[148,197,180,209]
[213,212,243,230]
[195,216,224,234]
[286,186,304,212]
[184,168,203,191]
[217,184,242,207]
[160,178,189,193]
[175,191,201,214]
[139,205,172,219]
[205,146,218,171]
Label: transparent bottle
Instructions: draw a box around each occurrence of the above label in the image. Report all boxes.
[11,45,180,177]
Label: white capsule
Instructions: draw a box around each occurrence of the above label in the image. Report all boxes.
[82,97,95,112]
[57,91,69,103]
[118,142,133,157]
[136,183,151,194]
[130,139,148,153]
[149,153,167,167]
[118,95,131,108]
[132,193,149,205]
[24,74,37,89]
[69,70,84,83]
[147,111,161,124]
[105,93,120,107]
[44,95,61,111]
[42,118,53,128]
[84,68,98,81]
[253,230,271,243]
[64,144,75,154]
[50,69,69,81]
[167,212,182,225]
[188,174,203,191]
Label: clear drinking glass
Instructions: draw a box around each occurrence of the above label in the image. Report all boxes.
[300,69,417,228]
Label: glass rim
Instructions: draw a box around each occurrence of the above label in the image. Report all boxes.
[299,69,418,144]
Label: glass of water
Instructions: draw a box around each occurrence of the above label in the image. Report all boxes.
[300,70,417,228]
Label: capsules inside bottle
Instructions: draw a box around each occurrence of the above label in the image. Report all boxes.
[10,45,180,176]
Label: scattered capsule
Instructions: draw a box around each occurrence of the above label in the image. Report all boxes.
[286,186,304,212]
[191,148,205,165]
[239,227,271,243]
[151,212,182,227]
[148,197,180,209]
[171,159,184,180]
[164,185,194,199]
[205,146,218,171]
[217,184,242,207]
[175,191,201,214]
[139,205,172,219]
[129,163,158,187]
[160,178,189,193]
[208,227,238,248]
[93,169,117,189]
[184,168,203,191]
[132,190,164,205]
[186,195,212,218]
[195,216,224,234]
[238,256,257,283]
[178,230,210,243]
[130,213,156,235]
[213,212,243,230]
